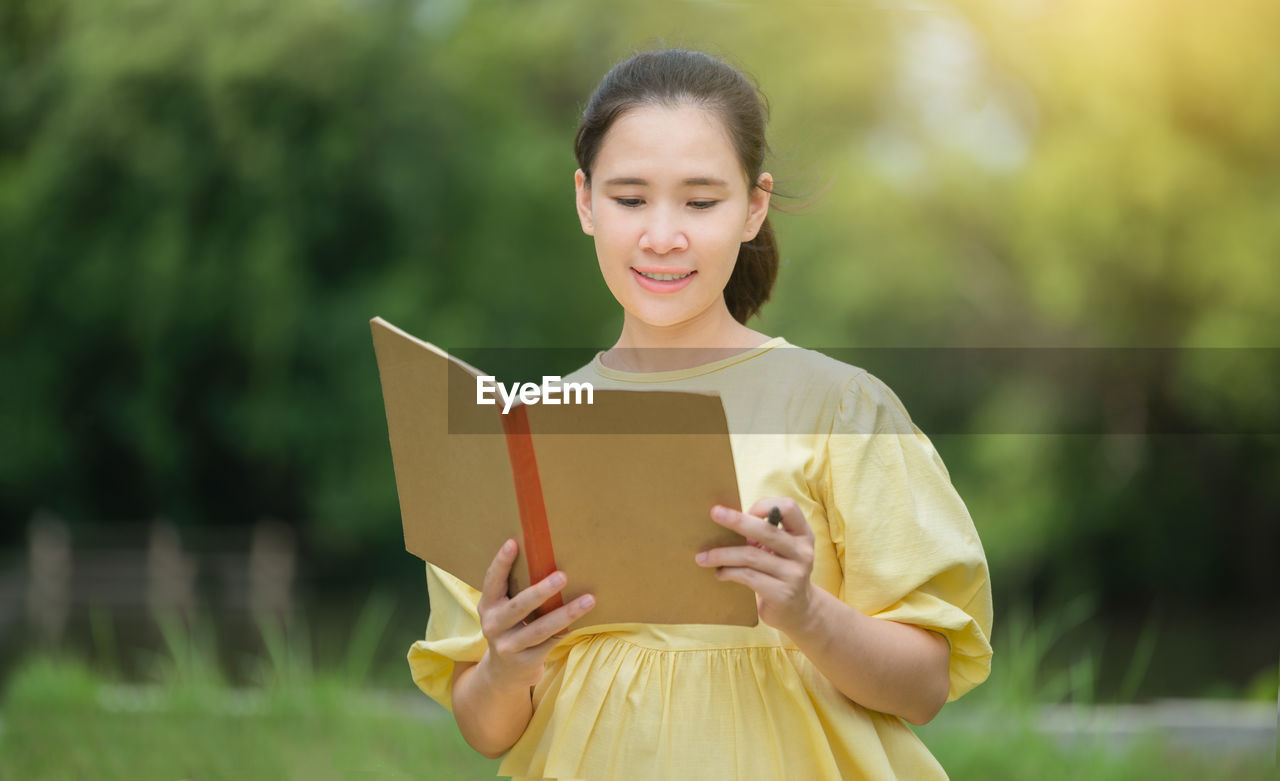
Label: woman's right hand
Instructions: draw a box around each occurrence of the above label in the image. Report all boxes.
[475,538,596,691]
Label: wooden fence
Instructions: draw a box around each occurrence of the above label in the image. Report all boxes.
[0,513,297,647]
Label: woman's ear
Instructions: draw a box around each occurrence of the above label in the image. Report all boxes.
[574,169,594,236]
[742,172,773,242]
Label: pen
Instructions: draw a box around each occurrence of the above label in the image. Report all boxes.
[767,506,783,529]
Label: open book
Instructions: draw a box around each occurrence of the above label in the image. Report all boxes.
[370,317,758,629]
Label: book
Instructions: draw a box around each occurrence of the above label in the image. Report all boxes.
[369,317,758,629]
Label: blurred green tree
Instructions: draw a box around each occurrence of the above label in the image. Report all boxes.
[1,0,1276,653]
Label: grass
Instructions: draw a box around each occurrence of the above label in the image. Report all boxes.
[1,654,497,780]
[2,593,501,781]
[922,726,1273,781]
[1,595,1274,780]
[914,597,1277,780]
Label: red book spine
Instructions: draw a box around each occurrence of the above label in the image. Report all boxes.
[499,404,563,617]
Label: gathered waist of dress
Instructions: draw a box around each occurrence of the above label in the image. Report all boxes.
[557,621,796,653]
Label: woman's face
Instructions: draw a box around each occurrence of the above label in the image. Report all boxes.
[575,102,772,330]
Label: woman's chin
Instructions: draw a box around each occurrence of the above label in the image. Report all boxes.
[622,306,700,330]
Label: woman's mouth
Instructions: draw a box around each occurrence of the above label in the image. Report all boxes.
[632,268,697,292]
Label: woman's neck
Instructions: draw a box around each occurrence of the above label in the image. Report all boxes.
[602,309,773,373]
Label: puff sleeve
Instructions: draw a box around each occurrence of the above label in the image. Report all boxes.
[406,563,488,712]
[822,372,993,701]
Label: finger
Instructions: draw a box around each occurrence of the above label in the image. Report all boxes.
[697,544,794,580]
[507,592,596,652]
[709,505,803,560]
[479,538,519,611]
[712,565,775,595]
[746,497,813,539]
[491,569,568,629]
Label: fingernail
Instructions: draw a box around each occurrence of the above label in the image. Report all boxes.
[695,552,708,565]
[548,571,566,588]
[503,539,516,554]
[711,506,725,521]
[579,595,594,609]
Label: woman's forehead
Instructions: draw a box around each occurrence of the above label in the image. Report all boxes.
[593,103,745,183]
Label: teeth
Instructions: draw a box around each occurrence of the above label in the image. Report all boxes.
[638,271,692,281]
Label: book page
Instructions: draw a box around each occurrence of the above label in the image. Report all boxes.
[370,318,521,592]
[528,391,758,628]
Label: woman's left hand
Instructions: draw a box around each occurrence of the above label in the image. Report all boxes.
[695,497,817,636]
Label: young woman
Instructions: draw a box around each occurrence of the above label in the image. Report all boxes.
[409,48,992,780]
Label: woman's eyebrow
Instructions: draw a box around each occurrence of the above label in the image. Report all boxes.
[603,176,730,187]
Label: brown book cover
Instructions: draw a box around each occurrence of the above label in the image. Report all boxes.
[370,317,758,629]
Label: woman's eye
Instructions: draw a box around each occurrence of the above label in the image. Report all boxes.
[690,201,717,210]
[615,198,644,207]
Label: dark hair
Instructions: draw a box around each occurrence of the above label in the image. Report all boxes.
[574,49,779,325]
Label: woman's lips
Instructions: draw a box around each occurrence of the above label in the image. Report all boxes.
[632,268,697,293]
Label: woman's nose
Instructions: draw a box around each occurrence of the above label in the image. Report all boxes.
[638,208,689,254]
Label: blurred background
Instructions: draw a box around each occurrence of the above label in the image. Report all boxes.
[2,0,1277,777]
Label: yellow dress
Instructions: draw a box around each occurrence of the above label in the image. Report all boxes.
[408,337,993,781]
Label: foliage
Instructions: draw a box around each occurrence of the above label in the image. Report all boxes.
[2,0,1277,682]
